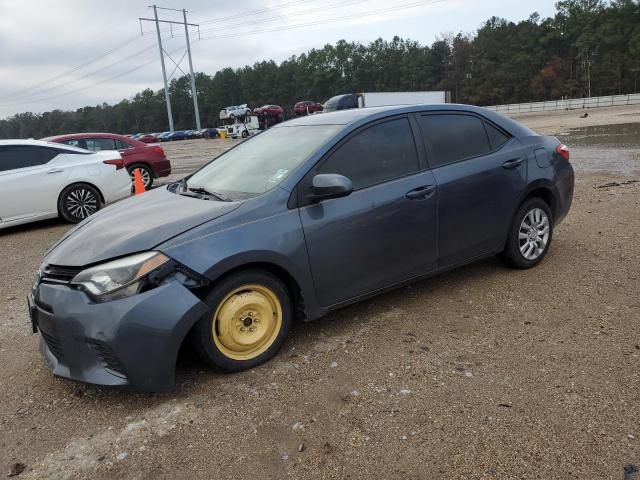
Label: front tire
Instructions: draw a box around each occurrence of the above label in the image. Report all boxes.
[498,197,553,269]
[192,270,292,372]
[58,183,102,224]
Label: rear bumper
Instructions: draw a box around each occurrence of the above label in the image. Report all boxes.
[154,159,172,178]
[555,163,575,226]
[31,280,209,392]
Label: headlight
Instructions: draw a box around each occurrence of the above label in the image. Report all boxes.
[71,251,169,302]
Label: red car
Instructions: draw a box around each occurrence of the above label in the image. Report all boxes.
[253,105,285,120]
[136,134,159,143]
[294,100,323,116]
[43,133,171,188]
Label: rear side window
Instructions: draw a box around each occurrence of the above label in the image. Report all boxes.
[85,138,117,151]
[115,140,130,150]
[418,114,491,168]
[318,117,420,190]
[61,139,82,148]
[485,122,511,150]
[0,146,58,172]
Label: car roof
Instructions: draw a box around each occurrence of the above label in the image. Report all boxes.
[275,103,536,137]
[0,139,90,153]
[43,132,147,146]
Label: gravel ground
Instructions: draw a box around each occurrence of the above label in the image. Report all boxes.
[0,108,639,479]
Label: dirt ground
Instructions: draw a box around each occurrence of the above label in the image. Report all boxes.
[0,107,639,479]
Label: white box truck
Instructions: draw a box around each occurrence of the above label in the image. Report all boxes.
[323,91,450,113]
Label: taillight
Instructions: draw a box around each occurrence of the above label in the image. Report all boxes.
[152,146,165,156]
[103,159,124,170]
[555,143,570,161]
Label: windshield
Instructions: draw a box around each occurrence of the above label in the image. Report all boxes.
[185,125,342,200]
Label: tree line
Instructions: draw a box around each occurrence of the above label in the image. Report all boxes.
[1,0,638,139]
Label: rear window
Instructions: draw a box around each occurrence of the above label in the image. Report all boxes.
[418,114,492,168]
[85,138,117,151]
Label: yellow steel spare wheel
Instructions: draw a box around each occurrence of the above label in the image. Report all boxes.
[212,284,282,361]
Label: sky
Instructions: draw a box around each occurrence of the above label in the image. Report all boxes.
[0,0,557,118]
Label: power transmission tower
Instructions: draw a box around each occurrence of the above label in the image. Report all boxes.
[139,6,201,132]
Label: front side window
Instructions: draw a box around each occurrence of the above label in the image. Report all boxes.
[317,117,420,190]
[186,125,342,200]
[418,114,492,168]
[85,138,117,151]
[0,146,58,172]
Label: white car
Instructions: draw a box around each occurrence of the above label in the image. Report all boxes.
[0,140,131,229]
[219,104,251,120]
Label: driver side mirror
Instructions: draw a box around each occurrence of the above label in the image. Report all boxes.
[308,174,353,203]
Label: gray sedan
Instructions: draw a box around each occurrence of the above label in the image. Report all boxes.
[29,104,574,391]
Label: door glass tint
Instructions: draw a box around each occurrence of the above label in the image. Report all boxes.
[485,122,511,150]
[0,146,58,172]
[115,140,130,150]
[418,114,491,167]
[85,138,117,151]
[318,117,420,190]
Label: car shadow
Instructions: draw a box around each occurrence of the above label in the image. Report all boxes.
[173,255,506,392]
[0,217,68,236]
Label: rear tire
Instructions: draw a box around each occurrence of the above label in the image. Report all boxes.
[127,164,154,188]
[58,183,102,224]
[498,197,553,269]
[192,270,292,372]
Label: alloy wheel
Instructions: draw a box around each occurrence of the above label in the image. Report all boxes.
[65,187,98,220]
[518,208,550,260]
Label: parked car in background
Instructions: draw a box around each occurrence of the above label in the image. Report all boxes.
[294,101,323,116]
[29,104,573,391]
[166,130,191,142]
[200,128,219,139]
[136,134,159,143]
[220,104,252,120]
[43,133,171,189]
[253,105,285,120]
[0,140,131,228]
[158,132,172,142]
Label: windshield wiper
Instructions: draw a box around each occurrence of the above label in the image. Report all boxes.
[187,187,231,202]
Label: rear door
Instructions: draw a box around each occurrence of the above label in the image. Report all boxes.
[298,116,439,307]
[0,145,69,222]
[416,112,527,267]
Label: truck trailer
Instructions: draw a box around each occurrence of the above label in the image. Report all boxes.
[323,91,450,112]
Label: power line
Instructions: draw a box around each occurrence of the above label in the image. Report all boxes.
[197,0,369,35]
[0,33,145,101]
[6,41,160,102]
[197,0,318,25]
[198,0,445,40]
[0,42,194,108]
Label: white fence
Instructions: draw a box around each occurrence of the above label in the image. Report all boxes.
[485,93,640,114]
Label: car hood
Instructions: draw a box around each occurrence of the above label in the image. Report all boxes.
[44,187,242,267]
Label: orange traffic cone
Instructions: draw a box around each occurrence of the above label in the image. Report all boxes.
[133,168,146,196]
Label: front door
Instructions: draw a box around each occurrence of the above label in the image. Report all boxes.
[298,116,438,307]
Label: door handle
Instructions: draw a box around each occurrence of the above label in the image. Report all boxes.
[502,158,524,170]
[46,168,64,174]
[406,185,436,200]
